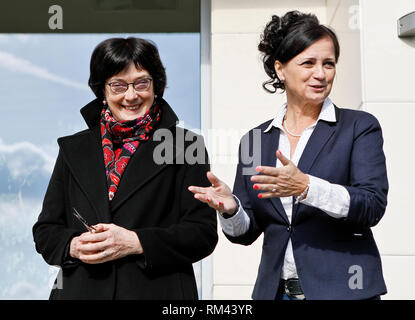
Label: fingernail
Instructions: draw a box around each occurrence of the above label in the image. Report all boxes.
[253,185,259,190]
[258,194,263,198]
[256,166,261,172]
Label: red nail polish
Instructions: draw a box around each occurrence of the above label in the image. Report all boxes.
[258,194,263,198]
[253,185,258,190]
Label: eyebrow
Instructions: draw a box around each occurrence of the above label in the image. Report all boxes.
[109,75,150,82]
[300,57,335,61]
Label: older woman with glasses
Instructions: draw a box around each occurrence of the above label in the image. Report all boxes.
[32,37,218,300]
[189,11,388,300]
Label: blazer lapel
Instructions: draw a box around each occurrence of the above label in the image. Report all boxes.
[261,128,290,224]
[297,121,337,174]
[58,126,112,223]
[292,119,337,221]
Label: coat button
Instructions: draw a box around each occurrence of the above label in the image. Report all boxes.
[287,225,291,232]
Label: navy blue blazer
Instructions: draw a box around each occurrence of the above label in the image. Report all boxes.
[227,106,388,300]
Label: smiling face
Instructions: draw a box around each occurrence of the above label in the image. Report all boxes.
[104,62,155,122]
[274,36,336,107]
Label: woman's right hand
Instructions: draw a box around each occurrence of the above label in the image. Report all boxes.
[69,228,102,261]
[69,234,85,260]
[188,171,237,215]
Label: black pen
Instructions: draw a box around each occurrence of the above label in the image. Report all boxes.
[72,207,96,232]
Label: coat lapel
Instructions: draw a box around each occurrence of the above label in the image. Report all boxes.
[108,132,177,212]
[58,126,112,223]
[261,128,290,224]
[109,99,180,212]
[292,119,337,221]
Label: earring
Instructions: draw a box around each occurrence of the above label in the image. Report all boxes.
[103,100,107,105]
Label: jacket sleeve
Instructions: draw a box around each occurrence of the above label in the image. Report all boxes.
[32,151,81,268]
[133,147,218,271]
[344,113,388,228]
[224,133,264,246]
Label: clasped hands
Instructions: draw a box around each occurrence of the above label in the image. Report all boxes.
[70,223,143,264]
[188,150,309,214]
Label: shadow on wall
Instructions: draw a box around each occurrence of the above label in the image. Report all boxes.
[400,37,415,48]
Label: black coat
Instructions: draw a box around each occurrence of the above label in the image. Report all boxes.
[32,98,218,299]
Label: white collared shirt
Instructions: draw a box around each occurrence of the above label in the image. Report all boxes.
[219,97,350,280]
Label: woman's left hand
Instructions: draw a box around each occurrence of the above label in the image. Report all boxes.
[251,150,309,198]
[75,223,143,264]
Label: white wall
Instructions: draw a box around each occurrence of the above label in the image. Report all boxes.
[327,0,362,109]
[359,0,415,300]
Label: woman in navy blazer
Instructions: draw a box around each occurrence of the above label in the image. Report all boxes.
[189,11,388,300]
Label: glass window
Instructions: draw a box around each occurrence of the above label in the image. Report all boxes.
[0,0,206,300]
[0,31,201,299]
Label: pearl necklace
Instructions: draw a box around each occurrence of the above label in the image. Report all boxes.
[283,118,302,137]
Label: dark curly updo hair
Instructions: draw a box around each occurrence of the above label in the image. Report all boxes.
[258,11,340,93]
[88,37,167,101]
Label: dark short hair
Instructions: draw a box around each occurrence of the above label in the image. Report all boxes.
[258,11,340,93]
[88,37,167,100]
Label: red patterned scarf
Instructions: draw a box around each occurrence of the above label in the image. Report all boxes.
[100,104,161,201]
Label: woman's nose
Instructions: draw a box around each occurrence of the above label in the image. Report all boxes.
[124,85,139,100]
[313,65,326,80]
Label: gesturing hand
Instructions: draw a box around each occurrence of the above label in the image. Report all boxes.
[188,171,237,215]
[251,150,309,199]
[70,223,143,264]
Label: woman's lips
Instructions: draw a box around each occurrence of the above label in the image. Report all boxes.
[122,104,141,110]
[309,85,326,92]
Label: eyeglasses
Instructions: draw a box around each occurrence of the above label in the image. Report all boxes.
[107,77,153,94]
